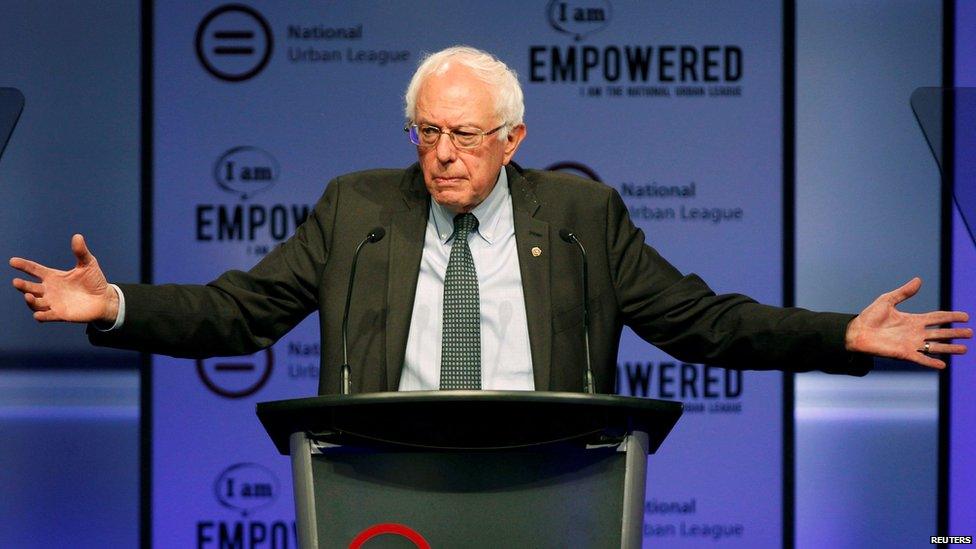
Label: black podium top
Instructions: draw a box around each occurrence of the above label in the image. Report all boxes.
[257,391,682,455]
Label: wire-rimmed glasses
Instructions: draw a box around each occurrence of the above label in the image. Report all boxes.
[405,123,506,149]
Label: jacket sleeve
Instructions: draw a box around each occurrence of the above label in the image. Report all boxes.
[86,181,340,358]
[605,188,872,376]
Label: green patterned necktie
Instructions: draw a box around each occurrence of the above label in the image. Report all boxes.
[440,212,481,390]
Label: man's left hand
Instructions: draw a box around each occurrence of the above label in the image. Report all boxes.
[845,277,971,369]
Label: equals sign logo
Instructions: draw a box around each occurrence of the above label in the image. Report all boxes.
[195,5,274,82]
[213,29,256,57]
[215,362,255,372]
[196,349,275,399]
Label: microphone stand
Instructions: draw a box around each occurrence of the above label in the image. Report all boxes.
[340,227,385,395]
[559,229,596,395]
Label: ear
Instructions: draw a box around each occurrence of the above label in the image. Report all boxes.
[501,124,527,165]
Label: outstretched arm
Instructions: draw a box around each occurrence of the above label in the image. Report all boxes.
[845,277,971,369]
[9,234,119,324]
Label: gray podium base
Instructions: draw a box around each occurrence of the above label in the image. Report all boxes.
[290,431,649,548]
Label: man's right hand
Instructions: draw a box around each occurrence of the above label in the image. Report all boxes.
[9,234,119,324]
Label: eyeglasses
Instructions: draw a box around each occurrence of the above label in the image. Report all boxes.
[405,123,507,149]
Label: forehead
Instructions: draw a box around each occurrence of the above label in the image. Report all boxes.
[415,65,496,126]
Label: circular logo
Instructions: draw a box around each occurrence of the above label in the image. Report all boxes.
[546,0,613,41]
[214,146,280,199]
[349,524,430,549]
[545,161,603,182]
[195,4,273,82]
[196,348,274,399]
[214,463,280,516]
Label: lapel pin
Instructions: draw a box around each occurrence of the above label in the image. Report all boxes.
[531,246,542,257]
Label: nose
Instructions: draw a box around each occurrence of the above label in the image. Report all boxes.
[434,131,457,163]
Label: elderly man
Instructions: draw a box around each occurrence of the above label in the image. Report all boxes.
[9,46,971,394]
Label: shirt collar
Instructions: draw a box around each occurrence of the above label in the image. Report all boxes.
[430,167,508,245]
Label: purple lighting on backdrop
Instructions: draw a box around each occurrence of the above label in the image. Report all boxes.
[956,98,976,243]
[950,0,976,535]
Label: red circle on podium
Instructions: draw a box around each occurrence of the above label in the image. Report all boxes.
[349,523,430,548]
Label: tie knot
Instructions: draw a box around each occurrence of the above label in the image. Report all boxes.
[453,213,478,239]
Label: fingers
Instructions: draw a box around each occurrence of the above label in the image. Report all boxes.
[24,294,62,323]
[11,277,43,296]
[8,257,51,279]
[922,310,970,325]
[23,293,50,312]
[32,310,60,323]
[925,327,973,341]
[886,277,922,304]
[71,234,95,267]
[912,353,946,369]
[9,234,92,277]
[923,342,968,355]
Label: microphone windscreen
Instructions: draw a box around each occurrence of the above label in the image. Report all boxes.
[368,227,386,243]
[558,228,575,243]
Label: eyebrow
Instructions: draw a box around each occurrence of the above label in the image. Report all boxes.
[416,121,486,130]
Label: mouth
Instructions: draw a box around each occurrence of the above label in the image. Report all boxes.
[433,176,466,185]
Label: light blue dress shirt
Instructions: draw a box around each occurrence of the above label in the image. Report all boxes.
[398,168,535,391]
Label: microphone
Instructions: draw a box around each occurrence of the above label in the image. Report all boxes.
[340,226,386,395]
[559,228,596,395]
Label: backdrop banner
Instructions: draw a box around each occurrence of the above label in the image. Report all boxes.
[951,0,976,534]
[152,2,784,546]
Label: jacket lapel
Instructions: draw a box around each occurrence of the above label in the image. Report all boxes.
[508,164,552,391]
[385,166,429,390]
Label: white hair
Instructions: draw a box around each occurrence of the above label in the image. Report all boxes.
[404,45,524,140]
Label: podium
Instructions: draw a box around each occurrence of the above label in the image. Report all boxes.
[257,391,682,548]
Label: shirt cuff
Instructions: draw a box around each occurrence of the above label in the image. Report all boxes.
[93,283,126,332]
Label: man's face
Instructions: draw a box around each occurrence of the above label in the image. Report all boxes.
[414,66,526,213]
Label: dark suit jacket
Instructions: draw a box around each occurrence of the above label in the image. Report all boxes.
[89,163,871,393]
